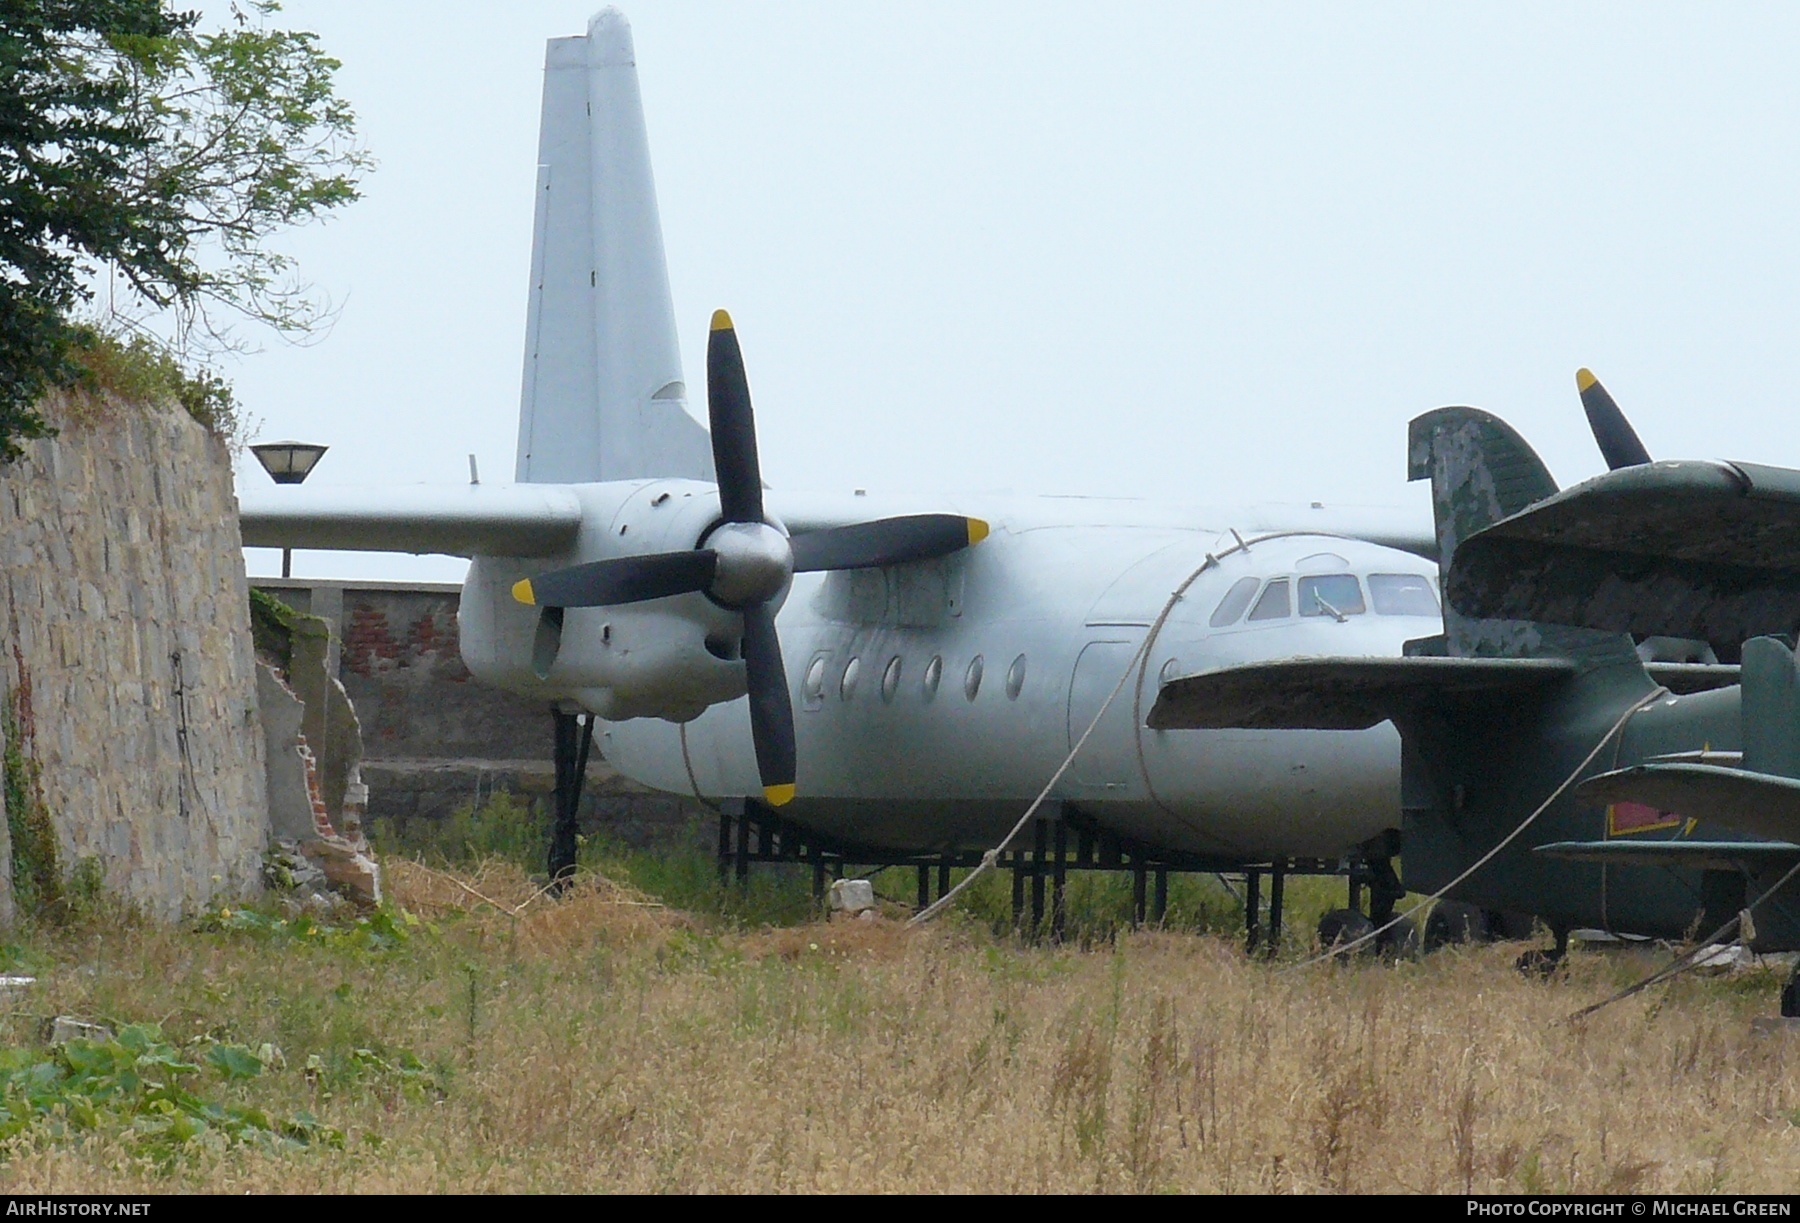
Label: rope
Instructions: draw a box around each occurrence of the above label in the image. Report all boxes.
[1567,853,1800,1022]
[909,542,1241,927]
[1287,684,1671,969]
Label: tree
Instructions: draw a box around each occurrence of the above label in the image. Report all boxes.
[0,0,368,459]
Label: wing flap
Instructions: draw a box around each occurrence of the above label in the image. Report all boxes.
[1147,655,1576,731]
[239,485,584,558]
[1575,762,1800,844]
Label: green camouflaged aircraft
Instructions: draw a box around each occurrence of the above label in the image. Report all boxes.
[1152,372,1800,1012]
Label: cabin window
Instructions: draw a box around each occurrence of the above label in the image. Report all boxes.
[881,655,902,702]
[1369,573,1440,616]
[1006,654,1027,700]
[1210,576,1261,627]
[841,656,861,700]
[964,655,985,701]
[1247,578,1290,621]
[923,655,943,700]
[803,656,828,703]
[1298,574,1365,618]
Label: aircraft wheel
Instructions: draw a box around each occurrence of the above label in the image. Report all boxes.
[1377,915,1420,960]
[1316,908,1375,958]
[1424,900,1488,950]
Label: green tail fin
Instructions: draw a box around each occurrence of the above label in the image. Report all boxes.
[1743,636,1800,779]
[1407,406,1635,665]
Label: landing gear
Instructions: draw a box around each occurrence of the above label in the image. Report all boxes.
[547,708,595,891]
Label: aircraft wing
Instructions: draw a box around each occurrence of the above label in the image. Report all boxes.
[1534,839,1800,871]
[239,484,584,557]
[1446,459,1800,650]
[1147,655,1577,731]
[1576,762,1800,845]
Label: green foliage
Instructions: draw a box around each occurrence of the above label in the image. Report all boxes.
[0,0,368,459]
[247,585,298,671]
[2,695,62,919]
[67,326,242,441]
[194,902,420,953]
[0,1022,338,1158]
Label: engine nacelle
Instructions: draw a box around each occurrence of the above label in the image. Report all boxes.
[458,478,787,722]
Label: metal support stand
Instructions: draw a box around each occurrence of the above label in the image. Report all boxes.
[916,864,931,910]
[938,854,951,902]
[734,811,751,886]
[1265,859,1287,958]
[1153,867,1169,924]
[1244,869,1263,954]
[1029,819,1048,937]
[548,709,594,891]
[1132,861,1148,928]
[1051,818,1068,943]
[1010,851,1026,931]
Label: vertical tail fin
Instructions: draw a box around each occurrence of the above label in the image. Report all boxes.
[515,8,714,485]
[1743,636,1800,779]
[1407,406,1634,664]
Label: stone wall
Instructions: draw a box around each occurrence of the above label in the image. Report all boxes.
[0,394,268,917]
[251,578,706,849]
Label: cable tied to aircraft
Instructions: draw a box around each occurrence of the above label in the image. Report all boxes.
[1287,683,1673,970]
[910,542,1247,927]
[1566,853,1800,1023]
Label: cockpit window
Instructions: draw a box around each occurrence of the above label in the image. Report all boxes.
[1369,573,1440,616]
[1210,576,1262,627]
[1247,578,1291,621]
[1298,574,1365,618]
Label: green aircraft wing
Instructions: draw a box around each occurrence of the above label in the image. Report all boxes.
[1445,459,1800,655]
[1534,838,1800,871]
[1575,762,1800,845]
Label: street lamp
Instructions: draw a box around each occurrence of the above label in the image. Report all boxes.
[249,441,328,578]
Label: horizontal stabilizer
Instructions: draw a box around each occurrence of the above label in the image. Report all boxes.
[1644,662,1739,694]
[1148,655,1575,731]
[1446,459,1800,651]
[240,485,583,557]
[1534,838,1800,871]
[1575,762,1800,844]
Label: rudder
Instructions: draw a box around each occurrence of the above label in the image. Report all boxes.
[514,8,714,486]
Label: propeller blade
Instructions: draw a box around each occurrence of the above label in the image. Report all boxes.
[513,550,717,608]
[707,309,765,524]
[740,602,796,806]
[1577,368,1652,470]
[790,514,991,573]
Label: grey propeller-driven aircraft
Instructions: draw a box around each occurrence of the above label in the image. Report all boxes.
[241,9,1446,911]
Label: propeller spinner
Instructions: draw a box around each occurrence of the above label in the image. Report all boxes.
[513,310,989,806]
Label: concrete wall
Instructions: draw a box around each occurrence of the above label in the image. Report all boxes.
[251,577,705,848]
[0,394,268,917]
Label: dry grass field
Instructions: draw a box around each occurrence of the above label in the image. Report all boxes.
[0,846,1795,1195]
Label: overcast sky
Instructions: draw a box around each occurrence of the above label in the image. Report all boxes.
[222,2,1800,583]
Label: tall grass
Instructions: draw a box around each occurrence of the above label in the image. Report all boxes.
[0,865,1792,1193]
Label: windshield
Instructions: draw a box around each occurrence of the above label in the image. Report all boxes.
[1368,573,1440,616]
[1297,574,1365,618]
[1209,576,1261,627]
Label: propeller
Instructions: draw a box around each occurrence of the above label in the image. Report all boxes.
[512,310,990,806]
[1576,368,1652,470]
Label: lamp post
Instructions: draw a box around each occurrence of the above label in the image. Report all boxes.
[249,441,328,578]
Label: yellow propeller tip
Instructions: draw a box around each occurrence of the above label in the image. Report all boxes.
[511,578,536,606]
[710,308,734,332]
[763,783,796,807]
[966,518,990,546]
[1575,368,1597,391]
